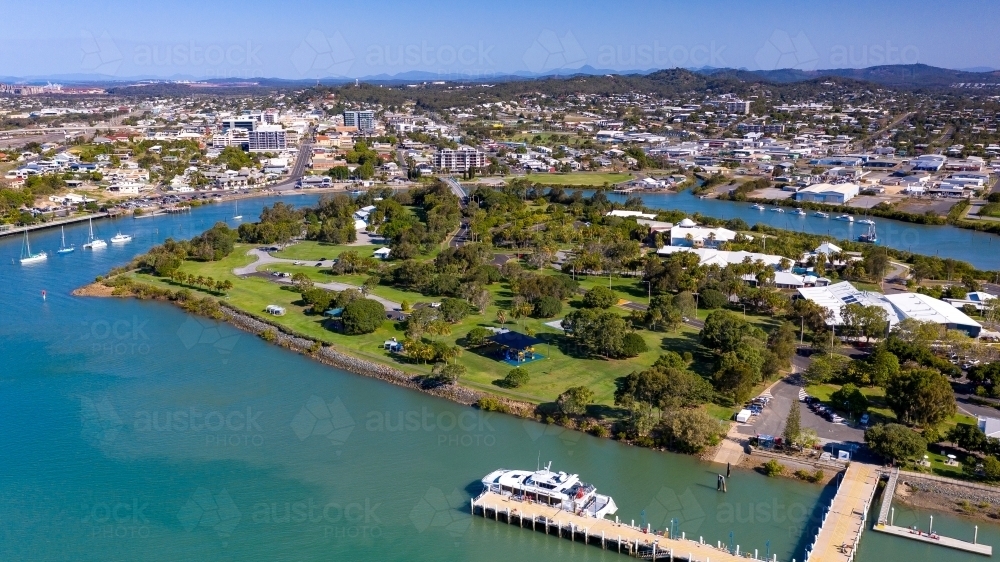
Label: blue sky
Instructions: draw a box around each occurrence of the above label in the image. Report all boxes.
[1,0,997,79]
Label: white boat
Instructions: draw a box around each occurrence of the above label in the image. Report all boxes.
[57,225,75,254]
[83,218,107,249]
[813,211,829,218]
[751,203,766,210]
[20,230,47,264]
[111,232,132,244]
[794,208,807,216]
[835,214,854,222]
[233,199,242,221]
[857,218,875,225]
[480,463,618,519]
[771,207,784,213]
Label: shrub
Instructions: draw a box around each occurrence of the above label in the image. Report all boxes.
[260,329,278,342]
[762,459,785,477]
[341,298,386,334]
[477,397,510,413]
[438,363,466,383]
[592,425,610,438]
[533,295,563,318]
[620,333,648,357]
[504,367,530,388]
[582,285,617,309]
[700,288,728,310]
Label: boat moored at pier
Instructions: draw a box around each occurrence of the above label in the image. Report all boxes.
[481,463,618,518]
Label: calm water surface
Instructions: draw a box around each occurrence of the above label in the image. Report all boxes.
[0,194,993,561]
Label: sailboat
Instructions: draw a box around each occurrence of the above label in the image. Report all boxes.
[57,225,75,254]
[83,217,107,249]
[20,230,47,264]
[858,222,878,244]
[233,199,242,221]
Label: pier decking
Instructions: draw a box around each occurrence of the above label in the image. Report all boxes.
[804,462,881,562]
[871,466,992,556]
[472,491,766,561]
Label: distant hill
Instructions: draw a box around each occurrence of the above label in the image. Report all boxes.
[698,64,1000,87]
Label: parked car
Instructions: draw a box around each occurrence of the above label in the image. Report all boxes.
[859,413,870,426]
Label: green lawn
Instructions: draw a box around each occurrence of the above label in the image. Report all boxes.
[127,246,716,407]
[806,382,975,430]
[512,173,633,187]
[272,241,381,261]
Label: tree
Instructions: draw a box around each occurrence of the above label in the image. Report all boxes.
[614,353,712,410]
[465,327,493,347]
[947,423,990,454]
[783,401,801,445]
[503,367,530,388]
[340,298,386,334]
[700,310,766,353]
[885,368,957,426]
[840,303,889,343]
[533,296,563,318]
[620,333,648,357]
[582,285,617,309]
[700,288,728,310]
[713,352,758,405]
[830,383,869,417]
[438,363,466,383]
[865,423,927,463]
[660,409,724,453]
[562,309,631,358]
[439,298,471,323]
[556,386,594,416]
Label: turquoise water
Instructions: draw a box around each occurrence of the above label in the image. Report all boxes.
[0,195,993,561]
[600,190,1000,270]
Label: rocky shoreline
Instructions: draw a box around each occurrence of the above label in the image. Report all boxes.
[897,473,1000,523]
[74,281,536,417]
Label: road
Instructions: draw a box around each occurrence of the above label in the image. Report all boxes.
[271,136,314,192]
[233,248,401,312]
[441,176,468,205]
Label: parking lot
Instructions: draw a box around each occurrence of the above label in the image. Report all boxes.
[733,377,865,446]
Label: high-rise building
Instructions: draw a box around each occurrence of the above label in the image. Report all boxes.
[344,110,376,131]
[433,147,487,172]
[221,117,257,132]
[248,125,287,152]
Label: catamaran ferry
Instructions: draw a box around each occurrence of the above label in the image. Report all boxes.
[480,463,618,518]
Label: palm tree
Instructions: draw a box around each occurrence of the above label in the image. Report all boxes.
[496,309,507,328]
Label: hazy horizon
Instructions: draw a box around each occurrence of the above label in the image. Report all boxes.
[0,0,997,81]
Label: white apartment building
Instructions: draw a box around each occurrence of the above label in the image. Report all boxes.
[433,147,488,172]
[248,125,287,153]
[344,110,376,131]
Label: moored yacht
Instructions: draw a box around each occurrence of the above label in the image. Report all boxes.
[83,217,107,249]
[110,232,132,244]
[20,231,47,264]
[813,211,829,218]
[480,463,618,519]
[771,207,784,213]
[751,203,766,210]
[835,214,854,222]
[794,208,807,216]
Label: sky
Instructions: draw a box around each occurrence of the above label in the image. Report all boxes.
[0,0,998,80]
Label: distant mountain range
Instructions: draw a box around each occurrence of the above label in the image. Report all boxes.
[4,64,1000,89]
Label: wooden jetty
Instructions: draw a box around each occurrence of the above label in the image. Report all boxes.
[803,462,881,562]
[472,490,772,561]
[873,524,991,556]
[872,466,992,555]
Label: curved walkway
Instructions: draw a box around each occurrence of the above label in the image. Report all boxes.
[233,248,401,311]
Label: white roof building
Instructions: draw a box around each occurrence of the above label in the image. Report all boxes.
[979,416,1000,439]
[606,210,657,219]
[793,182,860,204]
[669,219,740,248]
[796,282,982,337]
[656,246,784,268]
[944,291,996,311]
